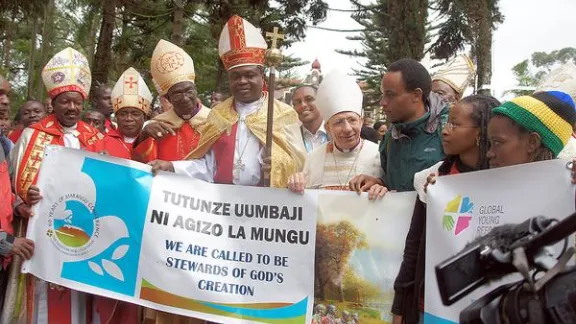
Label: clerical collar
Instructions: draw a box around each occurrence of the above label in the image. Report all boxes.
[333,139,362,153]
[123,136,136,144]
[60,123,78,134]
[235,96,265,118]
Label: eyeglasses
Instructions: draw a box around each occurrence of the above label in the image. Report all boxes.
[444,122,478,131]
[169,89,196,102]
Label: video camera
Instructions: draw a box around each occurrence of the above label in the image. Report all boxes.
[435,212,576,324]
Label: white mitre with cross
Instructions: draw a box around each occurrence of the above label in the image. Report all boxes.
[111,67,153,115]
[316,70,363,122]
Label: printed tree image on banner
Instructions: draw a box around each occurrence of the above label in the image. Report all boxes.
[312,193,415,324]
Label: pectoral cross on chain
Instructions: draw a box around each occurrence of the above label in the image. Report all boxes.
[234,159,245,171]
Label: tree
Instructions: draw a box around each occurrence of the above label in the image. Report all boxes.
[198,0,328,89]
[429,0,504,94]
[508,47,576,96]
[386,0,428,62]
[336,0,388,113]
[91,0,117,95]
[315,221,367,301]
[277,55,309,83]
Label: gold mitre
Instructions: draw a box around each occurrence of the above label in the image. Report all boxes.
[41,47,91,99]
[536,62,576,102]
[111,67,153,115]
[151,39,195,95]
[432,54,476,95]
[218,15,267,71]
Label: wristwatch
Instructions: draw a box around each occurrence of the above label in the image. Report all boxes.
[0,231,15,256]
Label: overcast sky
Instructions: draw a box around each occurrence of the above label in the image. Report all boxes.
[286,0,576,99]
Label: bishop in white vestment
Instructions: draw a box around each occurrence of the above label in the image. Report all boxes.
[287,70,385,198]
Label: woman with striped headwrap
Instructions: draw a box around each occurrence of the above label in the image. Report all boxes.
[486,91,576,168]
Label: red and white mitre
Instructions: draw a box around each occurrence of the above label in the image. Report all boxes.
[218,15,267,71]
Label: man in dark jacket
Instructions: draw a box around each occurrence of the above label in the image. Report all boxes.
[350,58,448,194]
[349,59,448,324]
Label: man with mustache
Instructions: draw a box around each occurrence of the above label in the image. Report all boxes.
[285,84,328,154]
[8,100,47,143]
[150,15,304,189]
[101,67,150,160]
[132,39,210,164]
[8,47,104,324]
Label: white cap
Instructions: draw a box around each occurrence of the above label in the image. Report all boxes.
[316,70,363,122]
[536,62,576,103]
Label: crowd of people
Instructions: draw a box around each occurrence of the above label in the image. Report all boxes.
[0,13,576,324]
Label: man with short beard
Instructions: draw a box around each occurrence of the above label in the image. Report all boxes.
[9,47,104,324]
[150,15,304,188]
[8,100,47,143]
[285,84,328,154]
[132,39,210,163]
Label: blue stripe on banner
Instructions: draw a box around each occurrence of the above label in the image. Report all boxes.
[200,297,308,319]
[423,312,458,324]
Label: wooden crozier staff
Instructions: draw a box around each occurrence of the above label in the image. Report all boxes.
[263,26,284,187]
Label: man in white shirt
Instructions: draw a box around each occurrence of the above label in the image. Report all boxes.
[285,85,329,154]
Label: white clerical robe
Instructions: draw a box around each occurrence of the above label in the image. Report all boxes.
[303,140,382,189]
[172,99,264,186]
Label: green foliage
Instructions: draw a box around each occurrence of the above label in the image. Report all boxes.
[508,47,576,97]
[0,0,327,114]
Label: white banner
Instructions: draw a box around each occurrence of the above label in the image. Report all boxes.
[424,159,575,323]
[22,146,417,324]
[24,146,317,324]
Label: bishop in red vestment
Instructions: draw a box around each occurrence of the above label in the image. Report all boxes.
[8,47,103,324]
[94,67,149,324]
[132,39,209,164]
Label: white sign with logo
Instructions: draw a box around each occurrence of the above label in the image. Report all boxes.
[424,159,575,323]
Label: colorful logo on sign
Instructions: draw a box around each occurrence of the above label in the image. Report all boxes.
[443,195,474,235]
[48,157,152,296]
